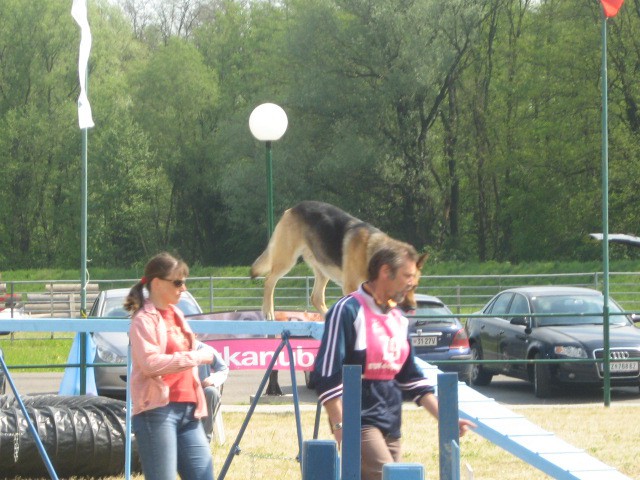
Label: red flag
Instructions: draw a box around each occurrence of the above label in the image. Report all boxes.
[601,0,624,17]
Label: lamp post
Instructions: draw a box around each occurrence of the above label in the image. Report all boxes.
[249,103,288,395]
[249,103,288,238]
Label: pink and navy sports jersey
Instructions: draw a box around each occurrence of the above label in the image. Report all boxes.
[312,285,435,439]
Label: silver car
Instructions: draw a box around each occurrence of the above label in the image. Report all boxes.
[89,288,203,398]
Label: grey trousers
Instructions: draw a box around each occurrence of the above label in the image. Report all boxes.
[201,385,221,442]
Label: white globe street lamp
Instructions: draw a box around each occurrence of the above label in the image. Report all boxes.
[249,103,288,396]
[249,103,288,237]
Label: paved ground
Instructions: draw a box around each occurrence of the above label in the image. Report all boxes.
[4,370,640,407]
[4,370,320,407]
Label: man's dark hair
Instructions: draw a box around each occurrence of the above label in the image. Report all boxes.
[367,243,419,281]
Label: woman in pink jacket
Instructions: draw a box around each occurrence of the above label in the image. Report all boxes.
[125,252,215,480]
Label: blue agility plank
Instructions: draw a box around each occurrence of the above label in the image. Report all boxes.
[438,373,460,480]
[302,440,339,480]
[451,440,460,480]
[0,318,325,338]
[382,463,424,480]
[414,357,634,480]
[342,365,362,480]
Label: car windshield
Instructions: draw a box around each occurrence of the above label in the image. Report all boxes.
[101,295,201,316]
[531,294,627,326]
[412,304,456,325]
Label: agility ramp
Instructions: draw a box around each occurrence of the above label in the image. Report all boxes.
[418,361,632,480]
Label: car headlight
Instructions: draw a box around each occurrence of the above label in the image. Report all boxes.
[554,345,587,358]
[95,345,127,364]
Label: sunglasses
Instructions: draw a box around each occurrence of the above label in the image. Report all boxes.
[160,278,186,288]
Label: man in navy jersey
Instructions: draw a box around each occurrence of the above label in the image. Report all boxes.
[311,244,475,480]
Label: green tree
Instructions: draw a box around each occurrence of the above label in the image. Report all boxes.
[193,0,295,263]
[282,0,486,252]
[0,1,81,268]
[128,37,221,263]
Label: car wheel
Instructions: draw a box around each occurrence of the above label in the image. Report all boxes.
[470,344,493,386]
[458,363,472,385]
[304,370,315,389]
[533,352,553,398]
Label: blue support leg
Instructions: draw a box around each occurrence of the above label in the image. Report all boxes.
[217,334,293,480]
[341,365,362,480]
[125,342,132,480]
[312,399,322,440]
[451,440,460,480]
[438,373,460,480]
[283,332,305,467]
[0,354,59,480]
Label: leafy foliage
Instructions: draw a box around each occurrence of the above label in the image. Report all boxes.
[1,0,640,269]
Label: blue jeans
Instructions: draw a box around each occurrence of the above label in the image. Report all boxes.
[133,402,214,480]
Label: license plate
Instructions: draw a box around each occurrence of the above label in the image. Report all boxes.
[609,361,639,373]
[411,335,438,347]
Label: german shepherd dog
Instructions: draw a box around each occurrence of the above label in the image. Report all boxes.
[251,201,428,319]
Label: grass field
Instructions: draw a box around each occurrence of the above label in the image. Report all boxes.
[56,404,637,480]
[135,404,639,480]
[208,405,640,480]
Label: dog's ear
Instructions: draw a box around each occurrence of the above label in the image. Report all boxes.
[416,252,429,270]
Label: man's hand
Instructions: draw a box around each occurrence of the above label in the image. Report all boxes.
[419,392,477,436]
[201,376,215,388]
[458,418,476,437]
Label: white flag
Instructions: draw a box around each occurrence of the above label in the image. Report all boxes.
[71,0,94,129]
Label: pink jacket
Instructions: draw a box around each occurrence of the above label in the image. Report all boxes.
[129,300,213,417]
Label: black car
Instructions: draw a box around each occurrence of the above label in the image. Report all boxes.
[407,294,472,384]
[466,286,640,398]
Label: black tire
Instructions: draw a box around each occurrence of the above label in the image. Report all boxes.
[533,352,554,398]
[458,363,473,386]
[470,344,493,386]
[304,370,315,389]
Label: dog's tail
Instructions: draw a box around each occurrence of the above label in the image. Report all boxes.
[250,245,272,278]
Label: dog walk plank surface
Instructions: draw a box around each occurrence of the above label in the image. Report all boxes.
[456,386,633,479]
[508,435,583,455]
[416,360,633,480]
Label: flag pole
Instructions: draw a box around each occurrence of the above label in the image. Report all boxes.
[80,109,88,395]
[600,8,611,407]
[72,0,95,395]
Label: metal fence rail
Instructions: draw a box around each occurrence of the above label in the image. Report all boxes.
[2,271,640,319]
